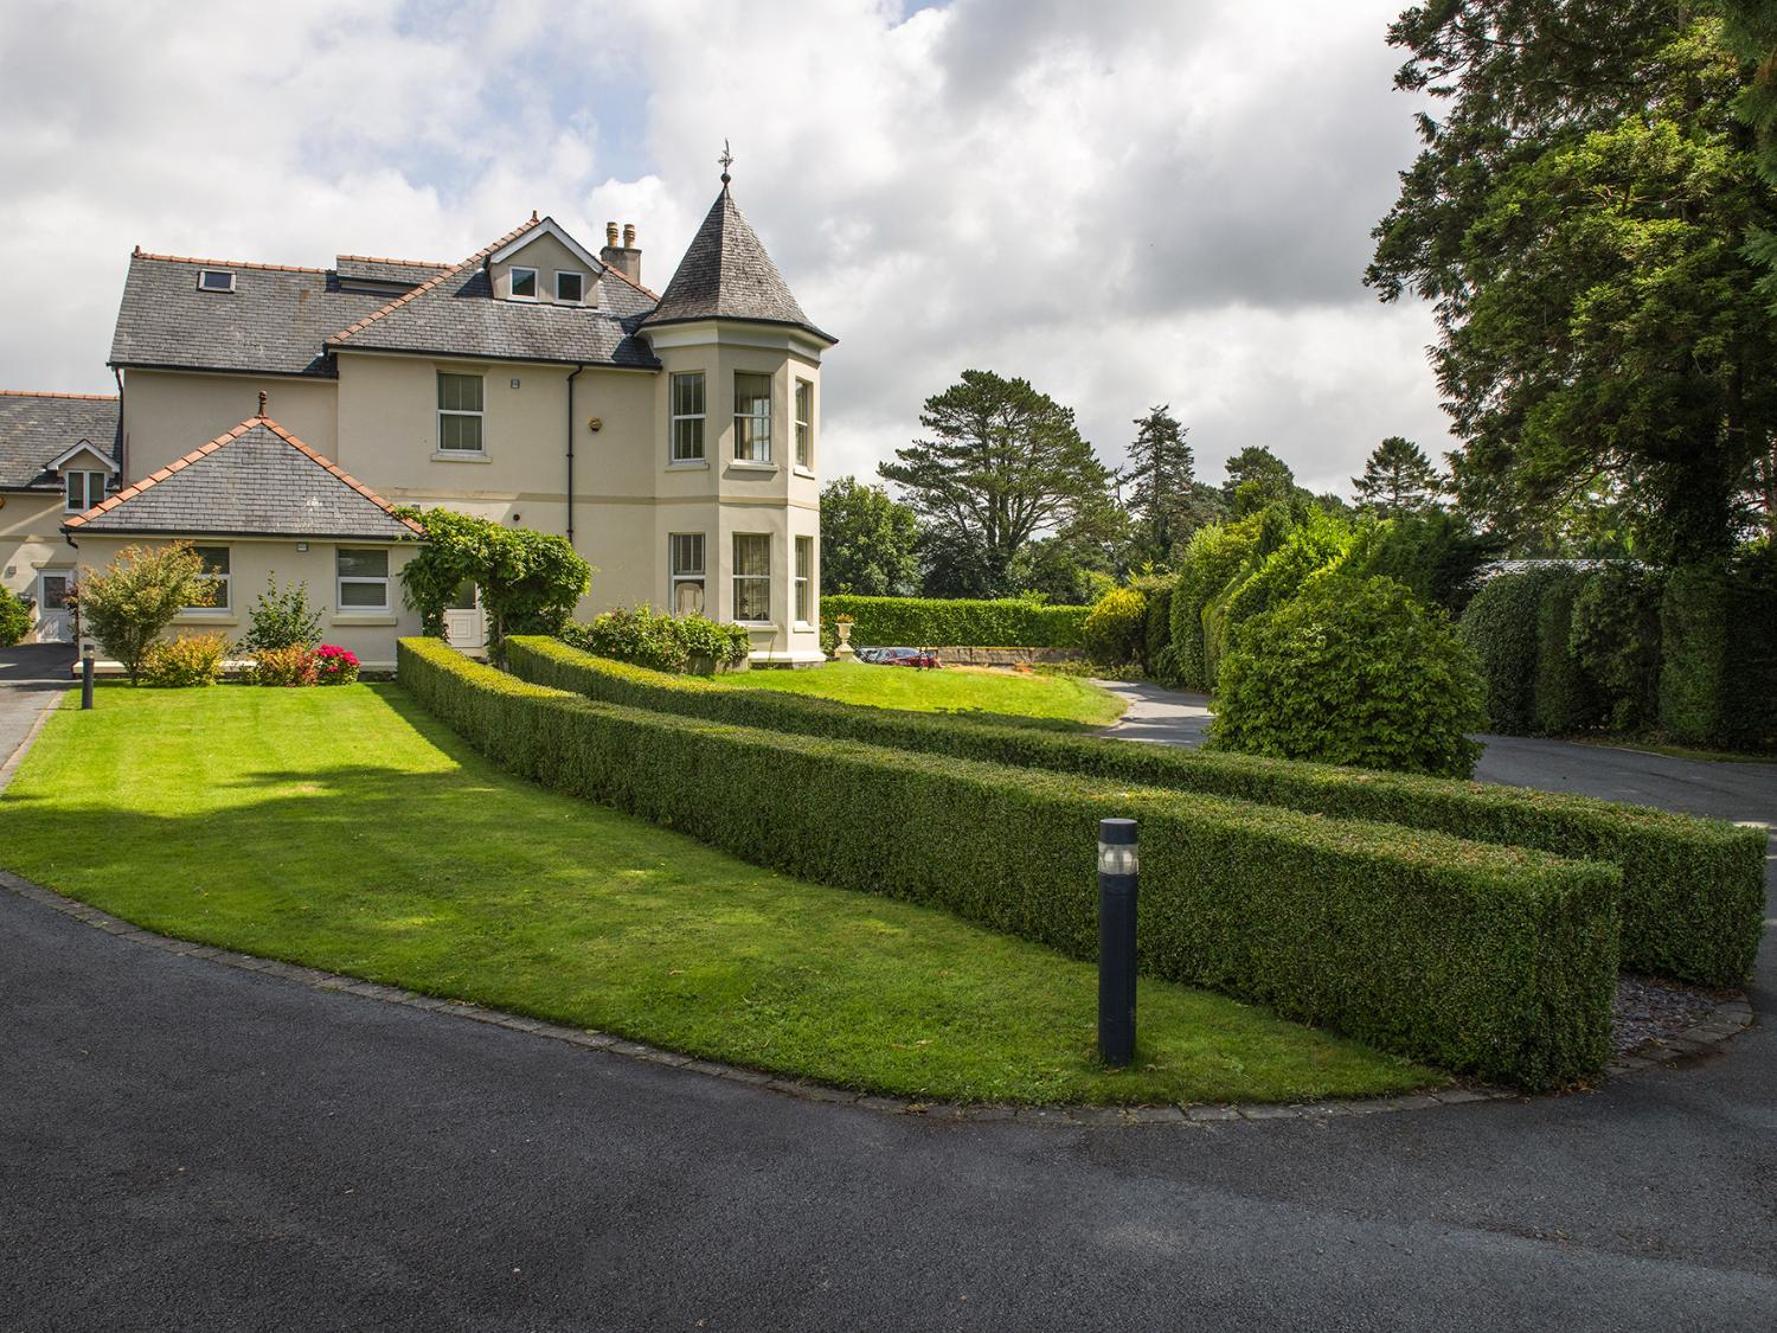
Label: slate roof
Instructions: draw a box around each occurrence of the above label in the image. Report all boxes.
[329,216,661,368]
[0,391,121,491]
[643,186,835,344]
[65,416,421,541]
[335,254,452,287]
[110,253,396,378]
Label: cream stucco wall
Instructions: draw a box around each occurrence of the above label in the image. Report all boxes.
[123,369,339,475]
[109,317,828,665]
[68,534,423,670]
[489,231,600,307]
[0,491,76,642]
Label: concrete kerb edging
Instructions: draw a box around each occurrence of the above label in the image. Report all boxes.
[0,869,1756,1126]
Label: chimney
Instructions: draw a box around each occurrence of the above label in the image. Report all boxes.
[600,221,642,285]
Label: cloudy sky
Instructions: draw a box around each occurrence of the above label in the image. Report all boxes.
[0,0,1446,497]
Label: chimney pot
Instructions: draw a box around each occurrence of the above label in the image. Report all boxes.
[606,221,619,246]
[622,223,636,248]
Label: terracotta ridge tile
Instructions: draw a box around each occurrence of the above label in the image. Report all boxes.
[328,217,543,346]
[0,389,118,401]
[336,253,453,269]
[132,250,331,275]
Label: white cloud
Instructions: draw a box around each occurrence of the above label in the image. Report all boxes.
[0,0,1450,495]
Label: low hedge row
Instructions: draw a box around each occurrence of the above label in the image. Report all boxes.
[822,594,1090,648]
[408,637,1618,1088]
[507,636,1765,986]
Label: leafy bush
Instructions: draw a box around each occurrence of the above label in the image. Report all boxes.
[820,595,1089,649]
[1458,567,1566,732]
[314,644,360,685]
[1169,519,1264,690]
[508,635,1765,986]
[397,508,591,662]
[1210,576,1487,778]
[410,636,1619,1088]
[1081,586,1148,666]
[1570,565,1662,731]
[0,589,32,648]
[240,577,323,653]
[1219,509,1353,641]
[1530,571,1602,735]
[1657,562,1728,745]
[246,644,318,686]
[70,542,213,685]
[1719,547,1777,750]
[141,632,229,687]
[1336,511,1501,615]
[1142,577,1176,677]
[561,605,747,675]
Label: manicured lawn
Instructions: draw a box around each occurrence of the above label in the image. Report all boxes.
[0,685,1432,1104]
[723,660,1127,729]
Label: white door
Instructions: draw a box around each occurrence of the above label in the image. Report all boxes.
[443,580,486,651]
[35,572,72,643]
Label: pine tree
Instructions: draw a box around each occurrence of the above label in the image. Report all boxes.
[1353,436,1444,515]
[1124,405,1215,565]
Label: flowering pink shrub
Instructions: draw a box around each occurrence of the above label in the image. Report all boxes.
[314,643,361,686]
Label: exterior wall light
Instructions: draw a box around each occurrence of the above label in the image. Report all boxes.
[1097,817,1139,1067]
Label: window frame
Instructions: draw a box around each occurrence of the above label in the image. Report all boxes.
[554,269,586,304]
[732,532,772,624]
[508,266,539,301]
[436,371,486,455]
[733,372,773,463]
[62,470,106,513]
[794,535,813,625]
[336,547,391,612]
[669,371,707,463]
[794,379,814,469]
[197,269,236,293]
[187,545,231,613]
[669,532,707,616]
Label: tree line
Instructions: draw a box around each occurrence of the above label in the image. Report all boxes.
[821,369,1450,603]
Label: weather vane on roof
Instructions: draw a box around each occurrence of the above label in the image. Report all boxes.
[718,139,734,186]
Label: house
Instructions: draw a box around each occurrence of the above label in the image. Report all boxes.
[0,169,834,668]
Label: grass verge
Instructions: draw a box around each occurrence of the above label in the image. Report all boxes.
[724,660,1126,729]
[0,684,1430,1105]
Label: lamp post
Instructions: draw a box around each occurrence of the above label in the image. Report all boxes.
[81,646,94,710]
[1097,817,1138,1067]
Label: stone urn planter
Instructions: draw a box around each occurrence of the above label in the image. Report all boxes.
[833,618,857,660]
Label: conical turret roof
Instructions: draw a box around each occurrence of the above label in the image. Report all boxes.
[644,185,835,344]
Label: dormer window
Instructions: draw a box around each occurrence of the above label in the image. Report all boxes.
[555,270,585,304]
[509,267,538,300]
[197,269,235,293]
[64,470,106,513]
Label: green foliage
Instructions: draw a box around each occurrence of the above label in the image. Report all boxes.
[1353,436,1444,515]
[820,594,1089,649]
[246,644,319,686]
[818,477,919,596]
[1002,533,1119,606]
[508,635,1766,987]
[141,631,228,687]
[1210,576,1486,778]
[1657,562,1729,744]
[1570,565,1663,731]
[1081,586,1148,666]
[561,605,748,675]
[1531,571,1602,735]
[1220,446,1304,516]
[1370,8,1777,561]
[1168,517,1265,690]
[0,588,32,648]
[396,508,591,662]
[418,636,1620,1087]
[1336,511,1501,614]
[1124,405,1221,565]
[882,370,1119,597]
[1459,568,1566,732]
[1142,577,1176,677]
[1219,509,1354,641]
[70,541,212,685]
[239,576,323,653]
[1719,545,1777,748]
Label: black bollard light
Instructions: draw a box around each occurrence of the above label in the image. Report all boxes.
[81,649,94,710]
[1097,817,1139,1067]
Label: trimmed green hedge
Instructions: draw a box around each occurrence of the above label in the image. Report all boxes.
[411,637,1617,1088]
[823,595,1089,649]
[1531,571,1600,736]
[1460,568,1565,733]
[508,636,1764,986]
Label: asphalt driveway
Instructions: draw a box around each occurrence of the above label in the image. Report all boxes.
[2,677,1774,1329]
[0,643,73,786]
